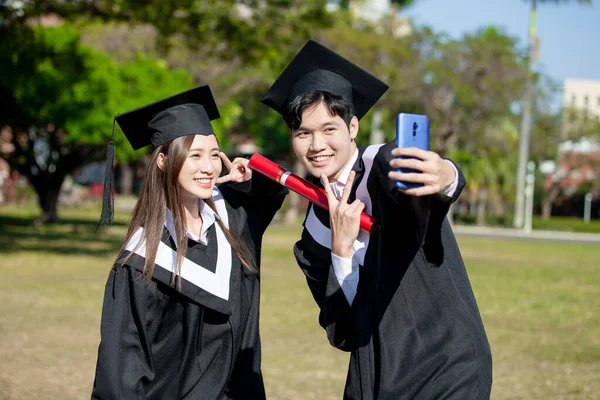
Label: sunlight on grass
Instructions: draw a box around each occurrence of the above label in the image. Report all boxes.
[0,207,598,399]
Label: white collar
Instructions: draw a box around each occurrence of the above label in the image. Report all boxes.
[165,199,221,245]
[305,144,383,267]
[320,149,359,198]
[124,188,233,301]
[336,149,359,186]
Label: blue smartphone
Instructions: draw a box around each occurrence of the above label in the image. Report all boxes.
[395,113,430,190]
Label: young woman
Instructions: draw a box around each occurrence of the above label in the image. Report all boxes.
[92,85,286,399]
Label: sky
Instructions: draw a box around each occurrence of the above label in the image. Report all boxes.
[401,0,600,105]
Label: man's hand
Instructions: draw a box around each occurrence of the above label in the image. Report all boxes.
[322,171,364,259]
[217,153,253,184]
[388,147,456,196]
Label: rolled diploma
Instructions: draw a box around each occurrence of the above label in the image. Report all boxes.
[248,153,377,234]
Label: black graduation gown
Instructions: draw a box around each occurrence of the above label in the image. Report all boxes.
[91,174,286,400]
[294,142,493,400]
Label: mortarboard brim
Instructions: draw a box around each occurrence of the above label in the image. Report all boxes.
[116,85,220,150]
[261,40,389,120]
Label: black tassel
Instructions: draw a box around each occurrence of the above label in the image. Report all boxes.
[99,120,116,226]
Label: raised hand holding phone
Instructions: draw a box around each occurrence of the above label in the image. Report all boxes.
[393,113,430,190]
[389,113,456,196]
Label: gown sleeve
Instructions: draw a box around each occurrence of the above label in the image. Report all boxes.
[372,142,467,263]
[373,142,465,206]
[293,237,357,351]
[91,266,163,400]
[219,172,287,237]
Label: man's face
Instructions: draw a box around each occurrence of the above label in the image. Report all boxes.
[290,101,358,181]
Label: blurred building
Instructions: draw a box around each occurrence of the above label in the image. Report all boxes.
[326,0,412,37]
[563,79,600,116]
[559,78,600,164]
[351,0,395,21]
[544,79,600,217]
[552,139,600,194]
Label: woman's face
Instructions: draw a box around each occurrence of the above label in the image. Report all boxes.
[177,134,222,201]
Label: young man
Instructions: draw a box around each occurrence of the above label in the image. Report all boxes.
[261,40,492,399]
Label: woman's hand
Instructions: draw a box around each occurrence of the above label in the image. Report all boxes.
[217,153,253,184]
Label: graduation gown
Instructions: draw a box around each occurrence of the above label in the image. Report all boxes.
[294,142,492,400]
[92,174,286,400]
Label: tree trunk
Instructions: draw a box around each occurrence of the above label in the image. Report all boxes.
[119,162,134,196]
[458,199,469,216]
[542,185,560,220]
[33,173,66,224]
[39,186,60,223]
[491,193,505,217]
[541,200,551,220]
[466,190,478,220]
[284,159,306,224]
[476,188,487,226]
[284,192,300,225]
[370,108,384,145]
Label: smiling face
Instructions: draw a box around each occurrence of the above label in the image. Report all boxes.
[290,101,358,181]
[174,134,222,201]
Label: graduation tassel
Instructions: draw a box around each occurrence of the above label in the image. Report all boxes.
[99,119,116,226]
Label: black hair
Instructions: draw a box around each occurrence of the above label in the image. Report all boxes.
[283,91,355,131]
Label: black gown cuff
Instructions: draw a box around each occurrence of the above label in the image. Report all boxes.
[223,172,288,197]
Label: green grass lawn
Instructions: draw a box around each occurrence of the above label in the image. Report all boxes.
[0,205,598,400]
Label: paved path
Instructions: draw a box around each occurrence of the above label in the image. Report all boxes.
[114,196,600,244]
[452,225,600,244]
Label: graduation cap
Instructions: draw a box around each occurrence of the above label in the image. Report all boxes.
[261,40,389,120]
[117,85,220,150]
[99,85,220,225]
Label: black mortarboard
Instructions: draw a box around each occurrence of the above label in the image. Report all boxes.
[99,85,220,226]
[116,85,220,150]
[261,40,389,120]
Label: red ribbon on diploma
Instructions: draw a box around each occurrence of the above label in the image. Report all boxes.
[248,153,377,234]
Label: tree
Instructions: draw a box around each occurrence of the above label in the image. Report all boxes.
[2,0,337,226]
[390,0,416,6]
[317,21,529,208]
[0,25,192,223]
[531,108,600,219]
[450,119,519,225]
[416,27,527,156]
[413,27,527,224]
[513,0,593,228]
[339,0,416,11]
[3,0,333,70]
[309,22,531,224]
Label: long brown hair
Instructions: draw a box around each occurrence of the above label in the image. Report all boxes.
[116,135,256,286]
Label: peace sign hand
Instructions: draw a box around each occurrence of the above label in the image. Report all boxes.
[217,153,253,184]
[322,171,365,259]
